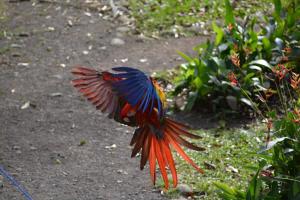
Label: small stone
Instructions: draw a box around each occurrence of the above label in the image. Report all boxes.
[12,53,22,57]
[59,64,66,68]
[13,146,20,150]
[84,12,92,17]
[48,27,55,31]
[117,169,128,175]
[16,168,22,172]
[110,38,125,46]
[226,165,239,173]
[116,26,130,33]
[82,50,89,55]
[18,32,30,37]
[30,146,37,151]
[120,58,128,63]
[54,159,61,164]
[67,20,73,27]
[118,15,131,24]
[203,30,209,35]
[49,92,63,97]
[16,150,22,154]
[105,144,117,149]
[204,161,216,170]
[62,171,68,176]
[11,44,23,48]
[86,33,92,37]
[139,58,147,63]
[116,32,124,38]
[117,180,123,183]
[46,47,52,52]
[177,184,193,196]
[99,46,107,50]
[17,63,29,67]
[52,74,63,79]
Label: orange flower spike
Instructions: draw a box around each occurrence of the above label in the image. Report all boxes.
[227,23,234,32]
[292,108,300,124]
[284,47,292,54]
[264,118,273,147]
[293,108,300,117]
[272,64,290,81]
[228,72,238,86]
[266,119,272,132]
[291,72,300,90]
[233,43,239,52]
[230,53,240,68]
[243,47,251,57]
[264,89,274,100]
[281,56,289,62]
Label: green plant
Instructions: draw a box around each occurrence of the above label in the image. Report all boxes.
[215,109,300,199]
[172,0,300,114]
[213,1,300,197]
[0,0,6,21]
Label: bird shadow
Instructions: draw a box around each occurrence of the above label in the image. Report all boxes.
[171,111,254,130]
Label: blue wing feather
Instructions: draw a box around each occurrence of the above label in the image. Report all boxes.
[111,67,163,116]
[112,67,141,72]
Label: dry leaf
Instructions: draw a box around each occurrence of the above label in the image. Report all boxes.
[21,101,30,109]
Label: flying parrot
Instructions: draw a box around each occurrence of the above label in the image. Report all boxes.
[71,66,205,189]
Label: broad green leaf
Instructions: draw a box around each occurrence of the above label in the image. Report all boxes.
[262,37,271,52]
[244,73,255,82]
[249,59,272,70]
[218,43,228,52]
[209,75,221,86]
[249,65,262,71]
[177,50,193,62]
[214,182,236,196]
[193,77,203,89]
[246,167,264,200]
[212,22,224,46]
[240,98,254,108]
[287,9,296,28]
[273,0,282,18]
[224,0,235,25]
[185,91,198,111]
[257,137,290,153]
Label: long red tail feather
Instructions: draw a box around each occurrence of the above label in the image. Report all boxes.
[130,118,205,189]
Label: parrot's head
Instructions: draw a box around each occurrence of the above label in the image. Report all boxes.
[150,78,167,110]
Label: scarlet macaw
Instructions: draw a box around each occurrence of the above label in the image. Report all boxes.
[71,66,205,189]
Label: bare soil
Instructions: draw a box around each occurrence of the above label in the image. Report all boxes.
[0,1,208,200]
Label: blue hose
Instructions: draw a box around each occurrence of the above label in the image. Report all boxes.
[0,165,33,200]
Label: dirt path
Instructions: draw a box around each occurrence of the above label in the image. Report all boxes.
[0,1,207,199]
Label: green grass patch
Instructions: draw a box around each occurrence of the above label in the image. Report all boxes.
[0,0,6,21]
[157,125,265,199]
[128,0,273,37]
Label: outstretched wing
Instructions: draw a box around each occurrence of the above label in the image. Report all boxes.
[111,67,164,117]
[71,67,119,119]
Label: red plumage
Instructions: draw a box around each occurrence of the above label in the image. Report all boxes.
[71,66,205,189]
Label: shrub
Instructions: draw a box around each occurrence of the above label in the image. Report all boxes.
[172,0,300,114]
